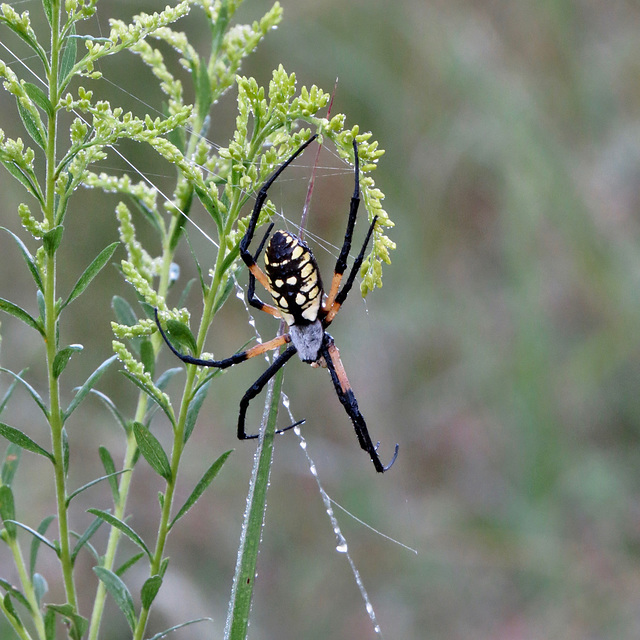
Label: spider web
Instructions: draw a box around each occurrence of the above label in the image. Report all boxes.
[0,7,404,637]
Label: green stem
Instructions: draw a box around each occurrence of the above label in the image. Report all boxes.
[42,0,78,613]
[7,537,46,639]
[225,356,283,640]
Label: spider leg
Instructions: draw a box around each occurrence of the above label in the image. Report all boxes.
[155,308,290,367]
[321,335,398,473]
[237,345,304,440]
[323,213,378,326]
[240,134,318,266]
[326,139,361,309]
[247,223,281,318]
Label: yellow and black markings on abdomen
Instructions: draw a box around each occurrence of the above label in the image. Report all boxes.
[264,231,324,326]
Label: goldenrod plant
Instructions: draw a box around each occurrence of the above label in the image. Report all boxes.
[0,1,393,639]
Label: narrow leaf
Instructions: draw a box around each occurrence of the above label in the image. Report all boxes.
[140,339,154,377]
[3,593,24,629]
[1,443,21,487]
[0,485,16,539]
[62,427,69,477]
[0,159,41,202]
[164,318,197,356]
[170,450,232,529]
[115,551,144,577]
[42,0,53,25]
[33,573,48,605]
[30,514,55,576]
[71,514,104,562]
[16,100,46,149]
[46,604,88,639]
[111,295,137,327]
[0,422,53,462]
[121,371,174,426]
[42,225,63,256]
[0,297,43,335]
[147,618,213,640]
[64,355,117,421]
[44,607,56,640]
[53,344,83,379]
[132,422,172,482]
[141,575,162,609]
[0,579,32,612]
[98,446,120,503]
[7,520,59,555]
[1,227,43,291]
[87,508,151,559]
[183,379,210,443]
[63,242,118,309]
[93,567,136,630]
[66,469,129,506]
[58,26,77,92]
[23,83,54,118]
[0,367,49,418]
[91,390,129,433]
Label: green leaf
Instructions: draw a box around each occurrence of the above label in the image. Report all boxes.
[212,272,235,315]
[66,469,129,507]
[0,578,32,613]
[183,379,210,443]
[98,445,120,503]
[63,242,119,309]
[23,83,54,119]
[7,520,59,555]
[147,618,213,640]
[1,227,44,291]
[44,607,56,640]
[141,575,162,609]
[121,371,174,427]
[0,367,49,418]
[30,514,55,576]
[132,422,172,482]
[16,99,46,149]
[87,508,151,559]
[71,514,104,562]
[0,422,53,462]
[58,26,78,92]
[46,604,88,640]
[42,225,64,256]
[33,572,48,605]
[93,567,136,630]
[53,344,83,379]
[0,297,43,335]
[1,444,21,487]
[165,319,197,356]
[115,551,145,577]
[3,593,24,630]
[194,186,223,234]
[0,486,16,539]
[42,0,53,25]
[111,295,138,327]
[0,159,41,201]
[170,450,232,529]
[64,355,117,421]
[140,338,155,377]
[195,55,213,118]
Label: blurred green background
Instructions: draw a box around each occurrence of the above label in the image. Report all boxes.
[3,0,640,638]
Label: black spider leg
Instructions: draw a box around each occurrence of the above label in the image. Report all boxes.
[154,308,250,368]
[240,134,318,261]
[237,344,305,440]
[334,139,361,280]
[324,213,379,326]
[247,223,276,314]
[321,335,399,473]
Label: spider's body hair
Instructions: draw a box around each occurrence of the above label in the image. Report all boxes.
[289,321,325,363]
[264,231,324,327]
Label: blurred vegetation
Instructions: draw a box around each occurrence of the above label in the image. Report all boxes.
[2,0,640,638]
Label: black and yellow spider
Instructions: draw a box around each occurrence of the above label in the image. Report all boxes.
[155,134,398,473]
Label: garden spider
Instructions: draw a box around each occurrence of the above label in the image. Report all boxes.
[155,134,398,473]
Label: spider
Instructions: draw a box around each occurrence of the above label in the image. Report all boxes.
[155,134,398,473]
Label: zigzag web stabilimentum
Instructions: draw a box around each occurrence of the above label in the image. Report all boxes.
[0,17,413,637]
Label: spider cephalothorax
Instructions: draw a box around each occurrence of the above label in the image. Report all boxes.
[156,135,398,473]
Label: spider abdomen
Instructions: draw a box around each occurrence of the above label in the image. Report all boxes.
[264,231,324,326]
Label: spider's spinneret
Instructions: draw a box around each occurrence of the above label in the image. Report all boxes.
[264,231,324,327]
